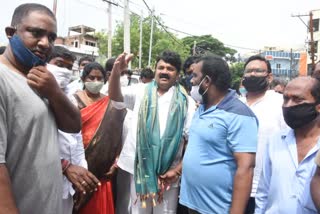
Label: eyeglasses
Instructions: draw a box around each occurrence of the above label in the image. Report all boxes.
[244,68,268,74]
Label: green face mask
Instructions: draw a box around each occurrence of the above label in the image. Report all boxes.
[84,81,104,94]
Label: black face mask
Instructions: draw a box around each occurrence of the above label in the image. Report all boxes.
[282,102,319,129]
[242,75,268,92]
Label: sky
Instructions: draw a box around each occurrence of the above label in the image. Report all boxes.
[0,0,319,54]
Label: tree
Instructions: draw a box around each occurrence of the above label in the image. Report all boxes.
[182,35,237,57]
[229,62,245,91]
[109,14,189,69]
[94,15,238,71]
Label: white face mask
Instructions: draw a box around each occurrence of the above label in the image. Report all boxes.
[84,81,104,94]
[190,76,208,103]
[46,63,72,89]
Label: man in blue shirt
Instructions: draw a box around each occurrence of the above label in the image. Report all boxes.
[255,76,320,214]
[180,55,258,214]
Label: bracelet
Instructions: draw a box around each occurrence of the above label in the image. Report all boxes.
[61,159,71,174]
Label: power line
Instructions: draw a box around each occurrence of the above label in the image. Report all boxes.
[141,0,184,46]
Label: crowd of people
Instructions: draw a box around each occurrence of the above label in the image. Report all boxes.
[2,3,320,214]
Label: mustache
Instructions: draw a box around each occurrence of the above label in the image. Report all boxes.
[159,73,170,79]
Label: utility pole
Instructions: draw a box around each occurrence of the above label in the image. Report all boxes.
[290,48,293,78]
[309,12,315,69]
[139,11,143,69]
[148,8,154,67]
[102,0,118,58]
[292,13,315,70]
[53,0,57,16]
[107,2,112,58]
[193,41,197,56]
[124,0,131,68]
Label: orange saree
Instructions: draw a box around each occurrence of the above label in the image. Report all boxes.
[79,96,114,214]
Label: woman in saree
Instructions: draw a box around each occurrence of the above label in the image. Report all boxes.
[71,62,127,214]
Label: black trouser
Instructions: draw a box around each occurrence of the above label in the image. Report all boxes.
[245,197,255,214]
[188,208,200,214]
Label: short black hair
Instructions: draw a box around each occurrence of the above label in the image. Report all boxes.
[244,55,272,73]
[47,46,76,63]
[105,57,116,72]
[78,56,94,67]
[0,46,6,55]
[82,62,106,83]
[198,55,231,92]
[11,3,56,27]
[140,68,154,79]
[155,50,181,73]
[311,77,320,104]
[183,56,199,74]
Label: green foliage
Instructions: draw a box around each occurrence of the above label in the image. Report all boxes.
[94,13,238,84]
[111,14,189,69]
[182,35,236,57]
[94,30,108,57]
[230,62,245,91]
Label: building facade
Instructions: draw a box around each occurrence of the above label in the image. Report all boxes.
[262,49,301,78]
[54,25,99,61]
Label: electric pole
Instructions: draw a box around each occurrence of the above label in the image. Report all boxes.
[148,8,154,67]
[102,0,118,58]
[107,2,112,58]
[53,0,57,16]
[309,12,315,69]
[290,48,293,78]
[139,11,143,69]
[124,0,131,68]
[292,13,315,70]
[193,41,197,56]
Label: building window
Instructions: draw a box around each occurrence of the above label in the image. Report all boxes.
[276,64,281,69]
[74,41,78,48]
[85,41,96,47]
[315,41,318,54]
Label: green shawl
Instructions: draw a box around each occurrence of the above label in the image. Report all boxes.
[134,80,188,196]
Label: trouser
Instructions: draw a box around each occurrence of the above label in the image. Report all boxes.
[116,168,132,214]
[130,175,179,214]
[62,195,73,214]
[245,197,255,214]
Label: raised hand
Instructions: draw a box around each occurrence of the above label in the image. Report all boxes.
[112,52,134,76]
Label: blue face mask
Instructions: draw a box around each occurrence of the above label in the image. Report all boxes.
[9,35,46,72]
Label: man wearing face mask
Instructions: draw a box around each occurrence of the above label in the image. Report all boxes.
[180,55,258,214]
[47,46,100,214]
[0,3,81,213]
[255,76,320,213]
[240,55,287,213]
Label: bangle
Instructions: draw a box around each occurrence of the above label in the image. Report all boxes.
[61,159,71,174]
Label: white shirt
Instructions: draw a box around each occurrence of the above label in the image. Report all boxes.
[241,90,288,197]
[118,83,196,176]
[59,131,87,199]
